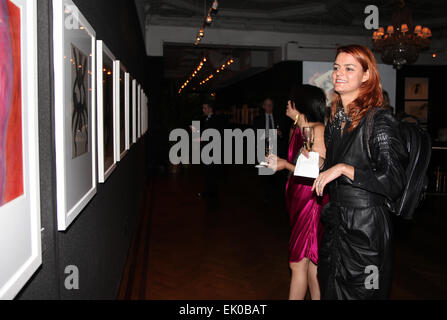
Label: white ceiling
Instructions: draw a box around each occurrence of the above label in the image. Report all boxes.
[135,0,447,88]
[137,0,447,37]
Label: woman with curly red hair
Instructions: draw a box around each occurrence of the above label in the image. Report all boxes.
[313,45,408,299]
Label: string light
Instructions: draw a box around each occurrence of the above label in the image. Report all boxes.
[199,57,235,87]
[206,13,212,24]
[178,56,208,94]
[194,1,219,45]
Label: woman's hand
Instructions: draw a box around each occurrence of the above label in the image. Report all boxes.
[312,164,353,196]
[266,154,287,172]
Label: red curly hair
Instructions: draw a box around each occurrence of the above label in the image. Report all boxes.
[331,45,384,132]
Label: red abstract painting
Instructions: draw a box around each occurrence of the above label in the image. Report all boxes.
[0,0,23,207]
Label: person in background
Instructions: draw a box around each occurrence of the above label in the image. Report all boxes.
[266,85,329,300]
[314,44,407,299]
[197,102,223,199]
[254,97,287,203]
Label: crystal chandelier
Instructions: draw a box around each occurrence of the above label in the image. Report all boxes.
[372,0,432,69]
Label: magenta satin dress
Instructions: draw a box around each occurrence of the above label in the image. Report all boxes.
[285,126,329,265]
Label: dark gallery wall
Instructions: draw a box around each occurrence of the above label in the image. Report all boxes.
[18,0,154,299]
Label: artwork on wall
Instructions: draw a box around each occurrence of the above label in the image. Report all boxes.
[97,40,117,183]
[71,44,89,158]
[405,100,429,123]
[132,79,137,144]
[145,92,149,134]
[0,0,23,207]
[137,83,141,139]
[53,0,97,231]
[128,75,134,146]
[0,0,42,299]
[115,61,128,160]
[405,77,429,100]
[141,91,148,135]
[404,77,429,125]
[124,72,130,150]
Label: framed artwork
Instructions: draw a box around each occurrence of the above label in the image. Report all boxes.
[129,76,135,146]
[132,79,137,143]
[0,0,41,299]
[124,72,130,150]
[405,77,429,100]
[141,92,148,135]
[96,40,117,183]
[115,61,128,160]
[141,92,145,135]
[404,77,429,124]
[137,83,141,139]
[53,0,97,231]
[405,100,428,123]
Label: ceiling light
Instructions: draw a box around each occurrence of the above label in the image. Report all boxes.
[372,1,431,69]
[206,13,212,24]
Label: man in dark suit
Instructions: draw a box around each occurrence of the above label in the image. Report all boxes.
[198,102,223,200]
[253,97,288,203]
[253,97,288,158]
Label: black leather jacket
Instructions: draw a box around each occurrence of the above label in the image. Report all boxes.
[318,108,409,300]
[324,108,408,205]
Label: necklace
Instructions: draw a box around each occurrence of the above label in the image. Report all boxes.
[334,106,352,123]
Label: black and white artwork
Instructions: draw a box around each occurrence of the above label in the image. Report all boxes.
[71,44,89,158]
[54,0,97,231]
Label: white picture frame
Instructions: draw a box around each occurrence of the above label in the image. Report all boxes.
[132,79,137,144]
[129,76,135,146]
[115,61,128,160]
[145,92,149,134]
[53,0,97,231]
[0,0,41,299]
[96,40,117,183]
[137,83,141,139]
[124,72,130,150]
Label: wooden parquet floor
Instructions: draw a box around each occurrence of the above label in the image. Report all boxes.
[118,165,447,300]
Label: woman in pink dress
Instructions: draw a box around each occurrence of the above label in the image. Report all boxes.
[267,85,329,300]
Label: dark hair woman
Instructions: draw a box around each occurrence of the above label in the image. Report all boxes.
[267,84,328,300]
[313,45,408,299]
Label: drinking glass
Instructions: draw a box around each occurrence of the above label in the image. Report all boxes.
[303,127,314,152]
